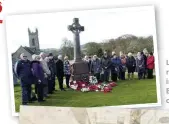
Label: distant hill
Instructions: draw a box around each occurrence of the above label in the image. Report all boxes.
[42,34,153,57]
[81,34,153,56]
[80,34,139,49]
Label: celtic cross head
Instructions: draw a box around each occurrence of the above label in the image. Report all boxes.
[68,18,84,33]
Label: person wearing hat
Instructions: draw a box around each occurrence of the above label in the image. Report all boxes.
[14,53,33,105]
[47,53,57,93]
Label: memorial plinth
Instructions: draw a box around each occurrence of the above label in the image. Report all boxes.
[68,18,89,82]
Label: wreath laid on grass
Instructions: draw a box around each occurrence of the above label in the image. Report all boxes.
[69,76,117,93]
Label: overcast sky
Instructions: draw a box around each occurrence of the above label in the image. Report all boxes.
[5,7,156,53]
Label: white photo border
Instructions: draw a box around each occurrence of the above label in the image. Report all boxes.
[5,5,161,116]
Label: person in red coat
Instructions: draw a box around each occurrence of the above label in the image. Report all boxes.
[147,52,155,79]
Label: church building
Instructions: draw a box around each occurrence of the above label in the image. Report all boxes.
[12,28,42,64]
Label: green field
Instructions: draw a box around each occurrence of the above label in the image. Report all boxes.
[14,76,157,112]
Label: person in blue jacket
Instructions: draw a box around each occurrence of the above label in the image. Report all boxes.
[111,54,122,81]
[14,53,33,105]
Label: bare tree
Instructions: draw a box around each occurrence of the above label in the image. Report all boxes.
[60,37,74,59]
[84,42,101,56]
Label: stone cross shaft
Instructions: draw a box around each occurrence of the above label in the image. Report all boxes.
[68,18,84,62]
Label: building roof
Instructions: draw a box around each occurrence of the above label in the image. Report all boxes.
[23,46,35,54]
[12,46,41,58]
[23,46,41,55]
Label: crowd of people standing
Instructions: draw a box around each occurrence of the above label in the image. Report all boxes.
[14,52,71,105]
[84,50,155,83]
[13,49,155,105]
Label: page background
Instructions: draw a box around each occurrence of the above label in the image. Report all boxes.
[0,0,168,123]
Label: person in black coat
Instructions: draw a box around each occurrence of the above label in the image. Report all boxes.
[126,52,136,80]
[100,51,111,82]
[56,55,65,91]
[83,55,92,71]
[88,56,92,70]
[48,53,57,93]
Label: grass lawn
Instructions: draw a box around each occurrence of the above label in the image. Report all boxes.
[14,75,157,112]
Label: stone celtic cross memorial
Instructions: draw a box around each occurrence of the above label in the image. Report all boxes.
[68,18,89,82]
